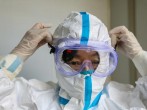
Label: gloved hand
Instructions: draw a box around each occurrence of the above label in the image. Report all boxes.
[11,23,53,61]
[109,26,142,59]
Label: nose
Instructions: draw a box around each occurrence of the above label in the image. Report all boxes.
[84,65,90,71]
[81,60,94,71]
[80,60,94,75]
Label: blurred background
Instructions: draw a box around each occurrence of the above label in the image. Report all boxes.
[0,0,146,85]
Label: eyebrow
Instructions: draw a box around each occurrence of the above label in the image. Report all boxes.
[74,54,81,58]
[91,52,99,56]
[74,52,99,58]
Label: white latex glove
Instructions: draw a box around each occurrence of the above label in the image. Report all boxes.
[109,26,142,59]
[11,23,53,61]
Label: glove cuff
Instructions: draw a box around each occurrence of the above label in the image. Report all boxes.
[132,50,147,76]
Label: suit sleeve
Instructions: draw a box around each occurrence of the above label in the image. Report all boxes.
[0,54,23,80]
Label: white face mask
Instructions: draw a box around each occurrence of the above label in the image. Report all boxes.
[57,70,107,101]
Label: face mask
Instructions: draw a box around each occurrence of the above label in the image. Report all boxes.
[57,69,107,109]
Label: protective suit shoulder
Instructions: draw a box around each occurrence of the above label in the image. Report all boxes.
[0,76,60,110]
[107,81,134,92]
[27,79,60,109]
[106,81,134,101]
[135,76,147,102]
[28,79,59,91]
[105,81,147,109]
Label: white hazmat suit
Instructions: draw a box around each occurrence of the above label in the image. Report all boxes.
[0,12,147,110]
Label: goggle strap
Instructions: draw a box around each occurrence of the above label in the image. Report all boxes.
[48,43,56,54]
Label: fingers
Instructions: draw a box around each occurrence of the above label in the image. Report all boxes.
[39,28,53,42]
[25,23,53,48]
[109,26,130,49]
[45,33,53,44]
[37,34,53,48]
[31,23,52,29]
[110,34,117,48]
[32,23,53,43]
[109,26,129,35]
[110,34,121,49]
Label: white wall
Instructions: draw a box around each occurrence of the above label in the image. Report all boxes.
[0,0,110,82]
[135,0,147,78]
[110,0,131,84]
[135,0,147,51]
[110,0,147,84]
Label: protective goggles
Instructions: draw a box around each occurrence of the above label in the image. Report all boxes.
[54,40,118,77]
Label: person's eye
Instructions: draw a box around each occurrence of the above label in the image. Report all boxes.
[68,61,81,65]
[92,60,100,65]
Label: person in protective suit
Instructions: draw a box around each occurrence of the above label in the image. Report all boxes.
[0,11,147,110]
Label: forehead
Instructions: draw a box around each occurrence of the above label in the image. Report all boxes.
[74,50,99,58]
